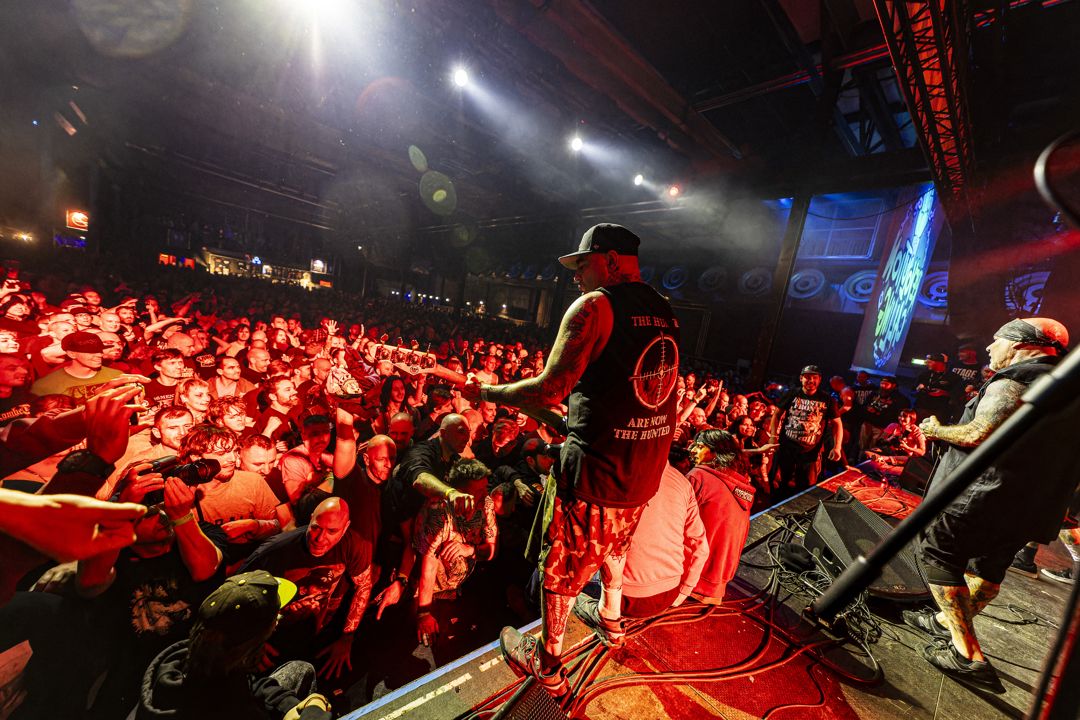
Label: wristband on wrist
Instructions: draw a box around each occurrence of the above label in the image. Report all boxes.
[394,572,409,586]
[417,604,433,617]
[170,511,194,528]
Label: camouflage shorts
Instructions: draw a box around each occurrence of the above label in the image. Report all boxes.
[540,496,645,597]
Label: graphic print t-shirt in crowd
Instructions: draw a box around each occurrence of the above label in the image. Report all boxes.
[778,388,840,452]
[414,496,497,595]
[242,527,370,631]
[562,282,680,508]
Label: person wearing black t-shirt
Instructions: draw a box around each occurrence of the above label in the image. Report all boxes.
[857,375,909,457]
[241,498,372,682]
[914,352,962,423]
[767,365,842,494]
[76,473,226,719]
[252,377,301,447]
[0,353,32,427]
[141,348,187,423]
[328,410,396,551]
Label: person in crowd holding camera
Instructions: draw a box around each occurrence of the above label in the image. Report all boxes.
[177,425,283,546]
[74,459,227,718]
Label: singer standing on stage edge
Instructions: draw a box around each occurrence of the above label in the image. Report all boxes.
[464,224,681,695]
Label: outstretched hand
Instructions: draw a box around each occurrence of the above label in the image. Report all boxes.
[85,385,143,465]
[0,490,145,562]
[374,581,403,620]
[316,634,354,679]
[461,381,483,405]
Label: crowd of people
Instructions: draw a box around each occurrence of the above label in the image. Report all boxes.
[0,231,1065,717]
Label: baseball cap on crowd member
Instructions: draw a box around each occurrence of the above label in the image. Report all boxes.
[925,352,948,364]
[196,570,297,643]
[799,365,822,377]
[61,331,105,353]
[558,223,641,268]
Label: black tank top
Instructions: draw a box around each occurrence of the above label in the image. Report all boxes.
[928,356,1070,541]
[560,282,680,507]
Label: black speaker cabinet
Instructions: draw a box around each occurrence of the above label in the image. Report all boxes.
[897,455,935,496]
[803,487,930,601]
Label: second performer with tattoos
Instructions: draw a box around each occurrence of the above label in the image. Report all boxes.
[905,317,1069,686]
[463,223,681,694]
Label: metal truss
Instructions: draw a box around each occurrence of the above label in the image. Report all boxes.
[873,1,974,213]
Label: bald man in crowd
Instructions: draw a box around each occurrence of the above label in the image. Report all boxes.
[905,317,1071,687]
[242,497,372,681]
[332,408,397,549]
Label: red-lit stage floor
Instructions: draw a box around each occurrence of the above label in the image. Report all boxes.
[344,480,1073,720]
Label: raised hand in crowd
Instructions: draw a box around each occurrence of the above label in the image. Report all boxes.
[85,384,145,465]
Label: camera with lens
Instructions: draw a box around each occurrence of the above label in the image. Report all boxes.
[138,455,220,486]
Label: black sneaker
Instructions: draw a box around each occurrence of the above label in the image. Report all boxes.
[572,596,625,647]
[499,626,569,696]
[1041,567,1075,584]
[902,607,951,640]
[1007,557,1039,579]
[920,641,1002,691]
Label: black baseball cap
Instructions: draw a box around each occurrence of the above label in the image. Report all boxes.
[558,224,640,268]
[197,570,296,642]
[799,365,822,377]
[925,352,948,363]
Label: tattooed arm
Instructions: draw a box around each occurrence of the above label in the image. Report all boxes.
[920,378,1024,448]
[344,566,373,634]
[476,292,612,415]
[316,566,372,679]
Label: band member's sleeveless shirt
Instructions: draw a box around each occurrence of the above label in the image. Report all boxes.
[559,282,680,508]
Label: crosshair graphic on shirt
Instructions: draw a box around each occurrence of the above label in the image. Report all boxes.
[631,332,680,411]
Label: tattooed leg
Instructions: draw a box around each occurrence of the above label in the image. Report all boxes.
[929,582,984,661]
[599,551,627,622]
[541,591,574,670]
[1061,528,1080,563]
[965,574,1001,617]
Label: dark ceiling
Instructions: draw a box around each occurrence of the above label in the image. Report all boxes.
[0,0,1077,268]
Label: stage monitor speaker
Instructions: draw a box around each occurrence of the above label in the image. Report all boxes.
[897,455,934,496]
[803,487,930,601]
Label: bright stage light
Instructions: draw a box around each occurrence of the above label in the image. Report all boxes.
[667,184,681,197]
[569,136,583,152]
[633,174,644,186]
[453,67,470,88]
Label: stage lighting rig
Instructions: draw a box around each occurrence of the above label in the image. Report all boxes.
[633,174,644,186]
[452,67,470,88]
[569,135,583,152]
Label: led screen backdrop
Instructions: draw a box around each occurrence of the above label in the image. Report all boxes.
[852,183,944,374]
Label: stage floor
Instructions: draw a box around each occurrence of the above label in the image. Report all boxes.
[344,483,1073,720]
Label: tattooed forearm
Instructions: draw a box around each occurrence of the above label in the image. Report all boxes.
[485,294,604,410]
[344,568,373,633]
[926,379,1023,447]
